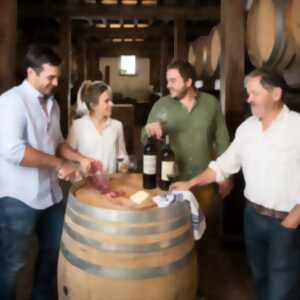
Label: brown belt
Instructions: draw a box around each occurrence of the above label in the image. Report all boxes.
[247,200,289,220]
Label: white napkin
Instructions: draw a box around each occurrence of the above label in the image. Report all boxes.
[153,190,206,240]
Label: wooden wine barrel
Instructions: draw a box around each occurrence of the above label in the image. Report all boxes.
[58,173,197,300]
[285,0,300,51]
[246,0,297,70]
[191,36,208,79]
[204,25,221,77]
[188,43,196,65]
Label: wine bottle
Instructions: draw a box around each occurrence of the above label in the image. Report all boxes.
[143,136,157,189]
[159,134,175,190]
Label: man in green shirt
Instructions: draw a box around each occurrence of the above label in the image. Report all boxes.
[142,59,232,212]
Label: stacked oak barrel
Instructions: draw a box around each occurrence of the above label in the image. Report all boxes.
[188,0,300,83]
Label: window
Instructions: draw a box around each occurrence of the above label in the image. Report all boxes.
[119,55,136,76]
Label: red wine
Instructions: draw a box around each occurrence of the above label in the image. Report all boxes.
[143,137,157,189]
[159,135,175,190]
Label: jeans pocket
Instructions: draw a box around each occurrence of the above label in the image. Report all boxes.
[278,222,300,236]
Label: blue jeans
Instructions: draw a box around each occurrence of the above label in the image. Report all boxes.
[244,205,300,300]
[0,197,65,300]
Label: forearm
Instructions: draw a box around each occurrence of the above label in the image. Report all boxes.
[57,143,85,163]
[20,145,62,170]
[188,167,217,189]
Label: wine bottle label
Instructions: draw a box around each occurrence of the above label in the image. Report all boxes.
[143,155,157,175]
[161,161,175,181]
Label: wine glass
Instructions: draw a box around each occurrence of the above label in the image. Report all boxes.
[128,155,138,173]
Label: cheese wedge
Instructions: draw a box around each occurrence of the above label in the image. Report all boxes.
[130,190,149,204]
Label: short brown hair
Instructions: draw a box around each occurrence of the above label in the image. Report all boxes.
[81,81,111,112]
[245,68,288,98]
[24,44,61,75]
[167,59,197,87]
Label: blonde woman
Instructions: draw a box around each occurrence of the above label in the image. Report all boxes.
[67,81,128,175]
[75,80,91,117]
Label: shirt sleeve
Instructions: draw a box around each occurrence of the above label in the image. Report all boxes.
[209,132,242,182]
[116,122,129,163]
[66,122,78,150]
[53,101,65,145]
[213,101,230,156]
[0,94,26,164]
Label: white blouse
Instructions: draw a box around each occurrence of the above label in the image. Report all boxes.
[67,115,128,174]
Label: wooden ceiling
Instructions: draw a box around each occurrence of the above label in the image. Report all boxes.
[18,0,220,45]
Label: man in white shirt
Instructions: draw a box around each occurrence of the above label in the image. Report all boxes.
[0,45,92,300]
[171,68,300,300]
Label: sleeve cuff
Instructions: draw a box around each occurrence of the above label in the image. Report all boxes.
[208,161,226,183]
[8,143,26,165]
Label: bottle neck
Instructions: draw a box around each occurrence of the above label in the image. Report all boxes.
[165,135,170,145]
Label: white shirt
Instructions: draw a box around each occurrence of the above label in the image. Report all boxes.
[67,115,128,174]
[0,80,64,209]
[209,105,300,212]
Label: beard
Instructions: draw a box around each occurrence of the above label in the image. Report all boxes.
[170,86,189,100]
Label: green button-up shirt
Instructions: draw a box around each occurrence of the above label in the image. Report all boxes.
[142,92,230,180]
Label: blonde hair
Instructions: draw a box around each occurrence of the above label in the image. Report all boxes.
[76,80,110,115]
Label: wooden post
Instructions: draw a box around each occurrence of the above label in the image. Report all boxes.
[57,17,72,137]
[220,0,245,115]
[104,65,110,85]
[0,0,16,93]
[220,0,246,243]
[149,53,160,93]
[82,41,88,80]
[87,42,100,81]
[174,18,187,60]
[160,37,169,96]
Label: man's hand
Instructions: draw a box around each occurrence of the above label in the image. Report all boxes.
[281,204,300,229]
[170,180,192,191]
[57,161,79,182]
[218,178,233,199]
[281,218,299,229]
[145,122,163,139]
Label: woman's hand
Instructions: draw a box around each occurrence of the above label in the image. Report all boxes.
[79,156,94,176]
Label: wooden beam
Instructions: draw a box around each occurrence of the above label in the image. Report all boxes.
[84,27,171,38]
[78,25,211,42]
[0,0,16,93]
[96,42,159,57]
[18,3,220,20]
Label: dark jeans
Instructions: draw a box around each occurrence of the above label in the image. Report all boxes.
[244,205,300,300]
[0,197,65,300]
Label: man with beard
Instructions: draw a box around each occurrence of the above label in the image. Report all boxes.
[0,45,92,300]
[171,68,300,300]
[142,59,231,210]
[142,59,231,299]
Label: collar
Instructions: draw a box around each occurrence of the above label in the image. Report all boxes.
[255,104,288,124]
[272,104,289,124]
[87,115,112,129]
[22,80,54,102]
